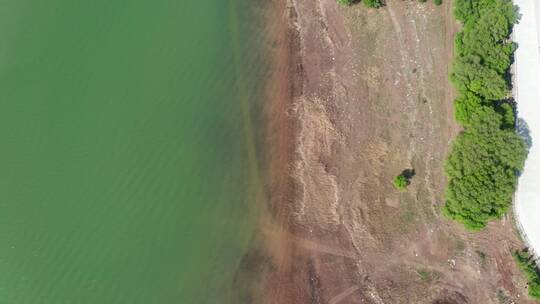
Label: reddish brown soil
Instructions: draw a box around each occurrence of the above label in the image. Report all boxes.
[243,0,536,303]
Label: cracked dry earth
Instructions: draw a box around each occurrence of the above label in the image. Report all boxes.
[256,0,538,303]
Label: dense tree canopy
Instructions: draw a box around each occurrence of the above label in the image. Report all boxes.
[454,0,519,25]
[451,54,509,100]
[443,110,527,229]
[444,0,527,230]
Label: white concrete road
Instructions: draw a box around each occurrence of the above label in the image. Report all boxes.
[514,0,540,255]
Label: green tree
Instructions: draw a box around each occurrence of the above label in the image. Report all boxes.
[454,0,518,24]
[453,92,483,126]
[444,106,527,230]
[451,54,508,100]
[458,10,516,74]
[443,127,526,229]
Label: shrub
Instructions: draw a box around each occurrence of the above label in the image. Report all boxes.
[434,0,443,5]
[337,0,382,8]
[393,174,409,191]
[363,0,382,8]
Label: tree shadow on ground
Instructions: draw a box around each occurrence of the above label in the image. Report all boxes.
[517,117,532,150]
[401,169,416,180]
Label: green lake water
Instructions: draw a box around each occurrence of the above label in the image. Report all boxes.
[0,1,271,303]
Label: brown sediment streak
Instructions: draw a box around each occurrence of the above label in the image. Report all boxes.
[293,97,341,229]
[227,0,261,187]
[289,0,347,231]
[230,0,305,302]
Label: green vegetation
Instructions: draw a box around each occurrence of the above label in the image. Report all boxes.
[394,169,415,191]
[338,0,442,9]
[337,0,355,5]
[513,249,540,300]
[336,0,382,8]
[443,0,527,230]
[363,0,382,8]
[393,174,409,191]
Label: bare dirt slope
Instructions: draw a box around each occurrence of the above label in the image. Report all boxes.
[259,0,536,303]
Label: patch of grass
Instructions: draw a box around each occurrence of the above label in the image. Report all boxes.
[416,268,442,283]
[513,249,540,300]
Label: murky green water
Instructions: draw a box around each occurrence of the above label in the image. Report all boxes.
[0,1,270,303]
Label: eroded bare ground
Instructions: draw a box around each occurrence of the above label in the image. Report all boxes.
[259,0,536,303]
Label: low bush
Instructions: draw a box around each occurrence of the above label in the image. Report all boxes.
[363,0,382,8]
[393,174,409,191]
[336,0,382,8]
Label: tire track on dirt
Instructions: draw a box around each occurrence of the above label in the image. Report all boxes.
[328,285,361,304]
[387,3,418,163]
